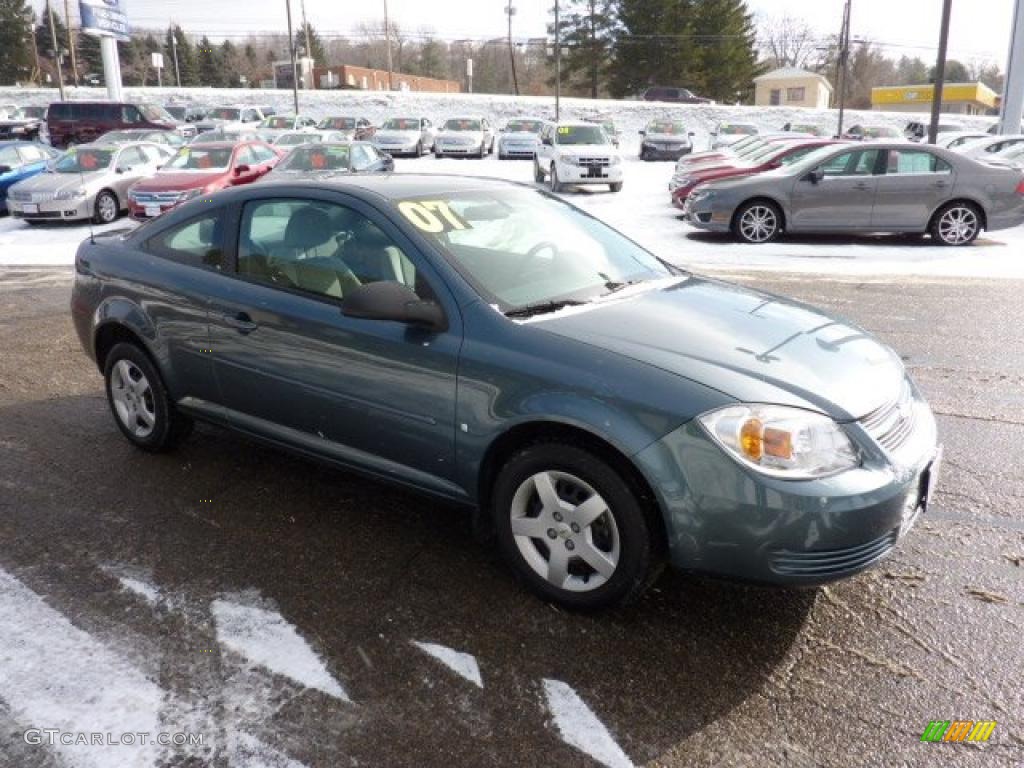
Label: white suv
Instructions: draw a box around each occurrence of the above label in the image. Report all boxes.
[534,122,623,193]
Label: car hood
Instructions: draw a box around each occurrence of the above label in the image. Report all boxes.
[374,130,420,141]
[696,166,793,193]
[13,171,109,194]
[501,131,540,140]
[438,130,484,140]
[531,277,904,420]
[132,171,225,192]
[556,145,617,158]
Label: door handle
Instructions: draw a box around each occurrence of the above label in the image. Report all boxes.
[223,312,258,334]
[853,183,871,191]
[933,180,949,188]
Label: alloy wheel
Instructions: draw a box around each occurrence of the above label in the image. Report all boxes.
[937,206,979,245]
[110,359,156,438]
[96,193,118,224]
[509,470,621,593]
[738,204,779,243]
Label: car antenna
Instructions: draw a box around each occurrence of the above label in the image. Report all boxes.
[78,149,95,244]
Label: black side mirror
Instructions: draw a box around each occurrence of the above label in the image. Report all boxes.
[0,165,11,174]
[804,168,825,184]
[234,164,250,175]
[638,130,645,136]
[342,281,446,331]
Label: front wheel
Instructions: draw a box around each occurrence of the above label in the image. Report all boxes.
[492,442,660,608]
[93,190,119,225]
[533,160,545,182]
[550,165,564,193]
[609,182,623,193]
[435,150,444,159]
[103,342,193,452]
[415,140,424,156]
[931,202,981,246]
[733,200,782,244]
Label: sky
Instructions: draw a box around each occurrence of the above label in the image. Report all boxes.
[38,0,1016,67]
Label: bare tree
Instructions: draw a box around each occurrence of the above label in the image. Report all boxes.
[758,14,822,70]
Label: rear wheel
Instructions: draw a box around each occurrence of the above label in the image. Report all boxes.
[435,149,444,159]
[103,342,193,452]
[93,190,119,225]
[550,164,564,193]
[931,201,981,246]
[415,140,424,156]
[492,442,659,608]
[733,200,782,244]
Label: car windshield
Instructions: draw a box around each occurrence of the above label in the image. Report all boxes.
[163,146,233,171]
[443,119,482,131]
[210,108,241,121]
[555,125,608,145]
[0,146,21,167]
[54,148,114,173]
[789,124,826,136]
[647,120,687,134]
[319,117,356,130]
[165,106,186,119]
[720,124,758,136]
[200,130,250,142]
[733,139,771,158]
[140,104,175,122]
[779,145,848,175]
[264,116,294,129]
[276,133,321,146]
[393,189,676,311]
[505,120,543,133]
[383,118,419,130]
[860,126,899,138]
[278,144,351,171]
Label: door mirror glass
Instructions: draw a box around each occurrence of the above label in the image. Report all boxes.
[342,281,446,330]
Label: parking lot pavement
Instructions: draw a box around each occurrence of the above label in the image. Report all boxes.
[0,267,1022,768]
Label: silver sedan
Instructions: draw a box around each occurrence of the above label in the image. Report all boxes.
[683,142,1024,246]
[7,142,164,224]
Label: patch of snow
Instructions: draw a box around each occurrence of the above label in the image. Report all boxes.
[411,640,484,688]
[211,598,350,702]
[0,567,165,768]
[228,731,309,768]
[542,679,633,768]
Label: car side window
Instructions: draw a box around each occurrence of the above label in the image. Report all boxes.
[237,198,427,303]
[122,105,142,124]
[820,149,880,177]
[253,144,276,163]
[17,145,43,163]
[139,144,163,164]
[886,150,950,175]
[235,146,257,167]
[145,210,226,271]
[116,146,143,170]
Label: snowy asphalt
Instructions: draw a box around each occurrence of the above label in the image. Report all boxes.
[0,266,1021,767]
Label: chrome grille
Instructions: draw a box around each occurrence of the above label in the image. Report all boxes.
[860,379,916,452]
[577,157,610,167]
[131,191,182,204]
[770,529,899,577]
[10,190,54,203]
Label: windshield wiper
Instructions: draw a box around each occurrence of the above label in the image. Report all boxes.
[601,278,646,294]
[505,299,588,318]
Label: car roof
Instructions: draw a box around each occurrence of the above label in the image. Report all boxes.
[188,140,244,149]
[256,173,528,201]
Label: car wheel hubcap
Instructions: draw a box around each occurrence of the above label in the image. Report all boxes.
[938,207,977,244]
[509,471,620,593]
[98,195,116,222]
[111,360,156,438]
[739,206,777,242]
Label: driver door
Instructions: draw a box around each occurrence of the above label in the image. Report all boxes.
[789,148,882,230]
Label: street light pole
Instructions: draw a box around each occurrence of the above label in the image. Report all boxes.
[506,4,519,95]
[383,0,394,91]
[1001,0,1024,133]
[63,0,79,86]
[170,34,181,87]
[285,0,300,112]
[47,3,65,101]
[835,0,852,137]
[554,0,561,120]
[928,0,954,144]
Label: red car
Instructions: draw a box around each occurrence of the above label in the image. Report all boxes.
[127,140,280,220]
[675,133,818,173]
[671,140,846,208]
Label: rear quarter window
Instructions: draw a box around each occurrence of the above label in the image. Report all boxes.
[144,210,227,271]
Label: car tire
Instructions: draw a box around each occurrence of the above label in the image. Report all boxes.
[533,160,545,182]
[478,143,486,159]
[640,147,650,161]
[550,165,564,193]
[609,182,623,193]
[492,441,659,608]
[103,342,193,453]
[732,199,782,244]
[435,150,444,159]
[415,140,424,156]
[930,201,982,246]
[93,190,119,225]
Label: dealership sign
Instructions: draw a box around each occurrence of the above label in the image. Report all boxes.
[79,0,131,41]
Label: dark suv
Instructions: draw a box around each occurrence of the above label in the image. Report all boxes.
[48,101,195,148]
[641,87,713,104]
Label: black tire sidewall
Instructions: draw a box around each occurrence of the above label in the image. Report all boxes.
[492,442,653,608]
[103,342,178,452]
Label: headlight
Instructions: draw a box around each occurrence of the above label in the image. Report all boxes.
[610,156,622,166]
[698,404,859,479]
[54,188,87,200]
[676,176,693,188]
[690,187,714,201]
[561,156,581,166]
[179,188,204,202]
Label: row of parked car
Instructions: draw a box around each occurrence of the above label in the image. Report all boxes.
[666,128,1024,246]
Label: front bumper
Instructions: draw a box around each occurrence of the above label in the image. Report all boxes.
[554,162,623,185]
[499,142,538,158]
[435,142,481,155]
[642,143,692,160]
[129,200,182,220]
[8,196,93,221]
[682,195,732,231]
[375,141,420,156]
[635,396,940,585]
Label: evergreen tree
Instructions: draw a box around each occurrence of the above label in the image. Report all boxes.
[196,35,222,87]
[220,40,241,87]
[77,31,103,79]
[164,25,197,86]
[0,0,35,85]
[295,22,327,66]
[690,0,759,102]
[417,37,448,80]
[549,0,618,98]
[35,2,66,60]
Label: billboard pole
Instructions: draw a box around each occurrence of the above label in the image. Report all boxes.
[47,4,66,100]
[284,0,300,112]
[554,0,561,120]
[1000,0,1024,133]
[100,36,122,100]
[63,0,79,86]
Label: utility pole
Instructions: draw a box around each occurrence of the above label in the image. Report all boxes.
[301,0,312,59]
[1001,0,1024,133]
[63,0,79,86]
[170,33,181,87]
[505,4,519,95]
[834,0,852,137]
[284,0,299,112]
[383,0,394,91]
[47,3,65,100]
[554,0,561,119]
[928,0,954,144]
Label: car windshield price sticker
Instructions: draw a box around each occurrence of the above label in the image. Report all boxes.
[398,200,470,233]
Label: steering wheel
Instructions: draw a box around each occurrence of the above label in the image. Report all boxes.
[522,241,560,274]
